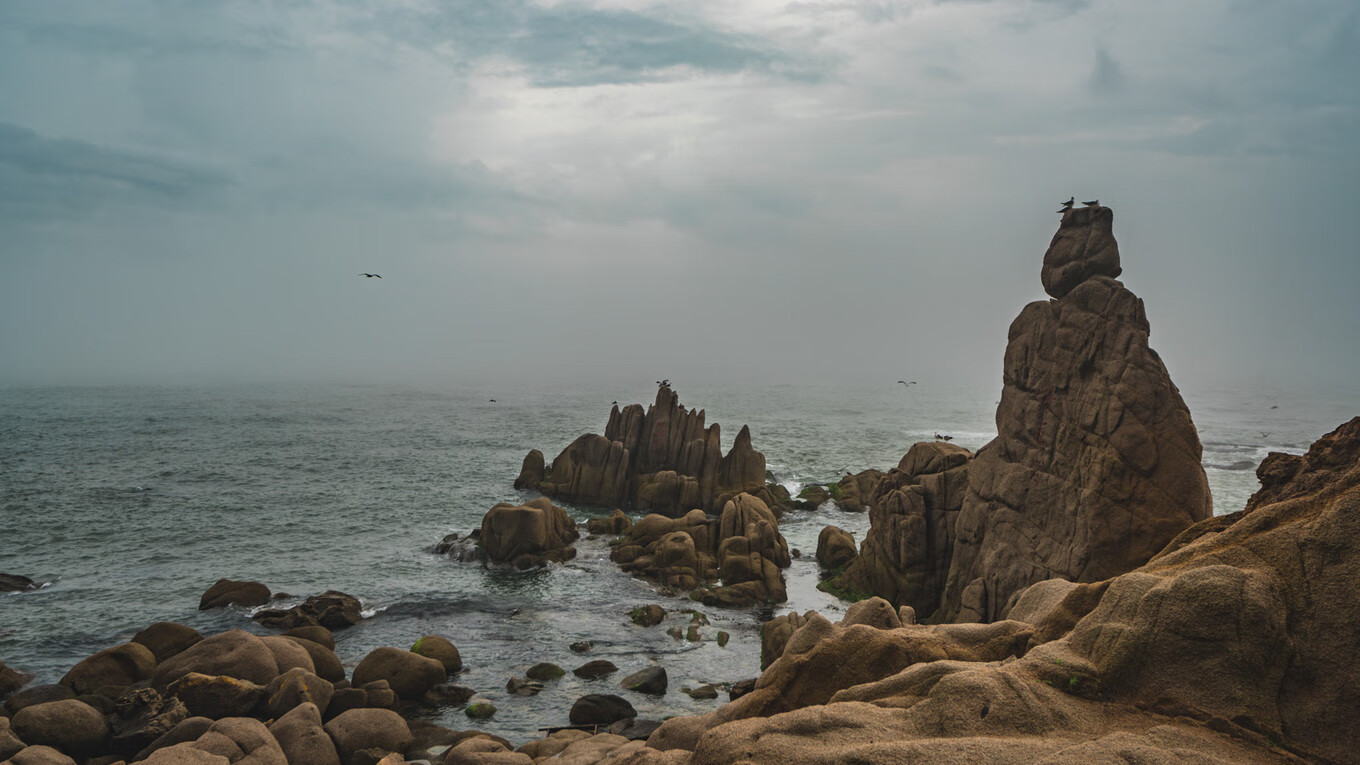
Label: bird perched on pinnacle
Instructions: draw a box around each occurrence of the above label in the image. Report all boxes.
[1058,197,1074,213]
[1083,199,1099,207]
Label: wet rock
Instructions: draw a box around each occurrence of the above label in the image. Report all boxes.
[0,662,35,702]
[0,574,40,593]
[10,699,110,758]
[152,629,281,688]
[268,702,340,765]
[815,526,857,571]
[351,648,445,702]
[629,604,666,627]
[569,641,594,654]
[505,677,543,696]
[132,622,204,663]
[568,694,636,726]
[619,667,667,695]
[410,635,460,674]
[421,684,474,705]
[166,673,266,719]
[322,709,411,765]
[198,579,271,610]
[526,662,565,681]
[252,591,363,631]
[682,685,719,700]
[609,717,663,741]
[572,660,618,680]
[464,700,497,719]
[586,509,633,535]
[728,678,756,701]
[479,497,580,569]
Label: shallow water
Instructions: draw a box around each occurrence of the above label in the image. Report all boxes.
[0,381,1351,742]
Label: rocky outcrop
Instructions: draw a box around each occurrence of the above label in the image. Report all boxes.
[0,574,40,593]
[824,442,971,616]
[478,497,580,568]
[938,205,1210,622]
[604,419,1360,764]
[198,579,271,610]
[516,387,773,517]
[252,591,363,631]
[612,493,792,607]
[814,526,856,571]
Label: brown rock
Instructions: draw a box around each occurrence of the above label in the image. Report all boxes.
[350,648,445,701]
[3,745,78,765]
[814,526,857,570]
[166,673,266,719]
[282,636,345,683]
[4,685,74,716]
[108,688,189,755]
[1,718,27,761]
[830,469,884,512]
[10,699,110,758]
[268,702,339,765]
[629,604,666,627]
[1041,203,1122,299]
[59,642,157,696]
[132,715,213,761]
[0,661,33,700]
[0,574,39,593]
[321,709,411,765]
[263,667,333,719]
[586,509,633,535]
[132,622,204,663]
[410,635,460,673]
[281,625,334,650]
[152,629,280,688]
[198,579,271,610]
[479,497,580,568]
[252,591,363,631]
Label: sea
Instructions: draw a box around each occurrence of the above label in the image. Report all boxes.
[0,381,1353,743]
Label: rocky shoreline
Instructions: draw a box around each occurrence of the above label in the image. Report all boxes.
[4,206,1355,763]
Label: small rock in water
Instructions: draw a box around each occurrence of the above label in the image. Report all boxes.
[683,684,719,700]
[568,694,635,726]
[716,631,730,647]
[526,662,565,681]
[666,627,684,641]
[464,700,497,719]
[572,660,618,680]
[422,684,475,706]
[569,641,594,654]
[729,678,757,701]
[608,717,662,741]
[629,604,666,627]
[619,666,667,695]
[686,625,702,642]
[0,574,40,593]
[791,549,802,558]
[506,677,544,696]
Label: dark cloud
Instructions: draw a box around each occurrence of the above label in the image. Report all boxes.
[1089,47,1126,94]
[0,122,231,222]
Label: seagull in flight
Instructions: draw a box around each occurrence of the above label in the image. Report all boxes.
[898,380,917,386]
[360,273,382,278]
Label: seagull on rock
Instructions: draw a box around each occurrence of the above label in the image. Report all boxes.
[1083,200,1099,207]
[360,273,382,278]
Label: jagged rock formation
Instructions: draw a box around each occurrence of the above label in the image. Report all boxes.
[825,442,971,615]
[611,493,791,607]
[938,205,1211,622]
[515,387,774,518]
[612,418,1359,763]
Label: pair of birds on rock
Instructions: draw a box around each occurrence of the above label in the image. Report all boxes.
[1058,197,1099,213]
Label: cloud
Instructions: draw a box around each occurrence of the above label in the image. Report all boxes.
[1089,46,1126,94]
[0,122,231,222]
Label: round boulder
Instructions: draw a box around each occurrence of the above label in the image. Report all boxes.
[11,699,110,758]
[568,694,636,726]
[619,666,667,695]
[4,685,75,716]
[526,662,565,681]
[166,673,266,719]
[264,667,334,719]
[351,647,445,701]
[410,635,461,673]
[198,579,271,610]
[5,745,78,765]
[268,702,339,765]
[282,636,345,683]
[132,622,204,663]
[60,642,157,696]
[282,625,335,650]
[152,629,280,688]
[322,709,411,764]
[259,635,316,675]
[572,660,618,680]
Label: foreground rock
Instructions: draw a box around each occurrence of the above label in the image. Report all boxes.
[612,493,792,607]
[515,386,780,517]
[609,418,1360,764]
[478,497,580,568]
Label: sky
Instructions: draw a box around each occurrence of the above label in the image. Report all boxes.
[1,0,1357,395]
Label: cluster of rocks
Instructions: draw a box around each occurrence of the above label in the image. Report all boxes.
[610,494,792,607]
[817,205,1212,624]
[514,386,789,518]
[792,469,883,512]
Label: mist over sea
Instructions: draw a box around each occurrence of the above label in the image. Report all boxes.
[0,381,1351,742]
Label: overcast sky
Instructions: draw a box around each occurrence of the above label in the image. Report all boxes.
[1,0,1356,395]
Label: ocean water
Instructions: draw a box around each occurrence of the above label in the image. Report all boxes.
[0,381,1351,743]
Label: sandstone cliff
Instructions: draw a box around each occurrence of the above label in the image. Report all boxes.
[515,387,772,517]
[614,418,1360,764]
[940,205,1211,623]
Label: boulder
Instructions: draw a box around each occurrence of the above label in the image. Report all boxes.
[505,677,542,696]
[830,469,883,512]
[422,683,475,705]
[268,702,339,765]
[585,509,632,535]
[158,717,285,765]
[479,497,580,568]
[0,718,26,761]
[3,746,77,765]
[10,699,110,758]
[465,700,497,718]
[281,625,334,650]
[629,604,666,627]
[572,660,618,680]
[619,667,667,695]
[152,629,280,688]
[520,387,770,516]
[3,686,74,716]
[814,526,857,570]
[281,636,345,683]
[258,636,314,677]
[263,667,333,719]
[526,662,565,681]
[252,591,363,631]
[132,622,205,663]
[0,661,34,700]
[132,715,213,761]
[410,635,460,673]
[166,673,266,719]
[59,643,157,696]
[443,736,530,764]
[350,647,445,701]
[760,611,811,670]
[1042,203,1122,298]
[567,694,636,726]
[198,579,271,610]
[322,709,410,765]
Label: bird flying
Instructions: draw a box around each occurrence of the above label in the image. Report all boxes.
[360,273,382,278]
[897,380,917,385]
